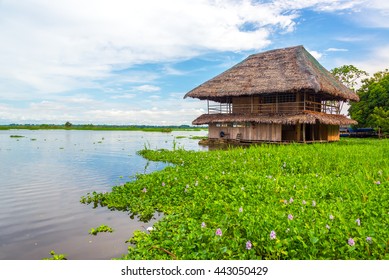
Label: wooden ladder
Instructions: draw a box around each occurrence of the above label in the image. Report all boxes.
[236,133,242,142]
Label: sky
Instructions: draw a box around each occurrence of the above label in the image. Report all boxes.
[0,0,388,125]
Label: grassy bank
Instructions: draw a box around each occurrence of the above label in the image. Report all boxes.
[0,124,205,132]
[81,138,389,260]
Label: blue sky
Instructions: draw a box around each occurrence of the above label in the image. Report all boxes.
[0,0,388,125]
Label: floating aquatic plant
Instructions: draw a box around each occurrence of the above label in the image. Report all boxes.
[82,138,389,260]
[89,224,114,235]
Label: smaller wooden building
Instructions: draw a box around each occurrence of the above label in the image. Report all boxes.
[184,46,359,143]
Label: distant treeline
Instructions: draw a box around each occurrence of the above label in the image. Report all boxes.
[0,124,206,132]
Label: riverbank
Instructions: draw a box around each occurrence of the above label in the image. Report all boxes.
[0,124,206,132]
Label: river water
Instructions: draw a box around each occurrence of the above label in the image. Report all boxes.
[0,129,207,260]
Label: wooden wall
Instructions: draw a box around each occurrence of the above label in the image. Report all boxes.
[209,123,282,142]
[209,123,340,142]
[327,125,340,141]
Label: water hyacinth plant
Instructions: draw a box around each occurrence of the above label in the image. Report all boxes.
[81,138,389,260]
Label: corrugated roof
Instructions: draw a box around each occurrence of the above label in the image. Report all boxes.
[184,45,359,102]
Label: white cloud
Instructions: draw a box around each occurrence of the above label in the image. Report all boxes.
[110,94,136,100]
[133,85,161,93]
[0,0,369,97]
[334,45,389,75]
[358,0,389,27]
[307,49,323,60]
[326,48,348,52]
[272,0,364,12]
[0,0,387,124]
[0,0,292,95]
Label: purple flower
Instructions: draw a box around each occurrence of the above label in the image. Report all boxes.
[201,222,206,228]
[356,218,361,226]
[215,228,222,236]
[375,181,381,185]
[162,182,165,187]
[366,237,372,244]
[288,214,293,220]
[142,188,147,193]
[246,240,252,250]
[326,224,330,230]
[312,200,316,207]
[239,207,243,213]
[348,238,355,246]
[329,214,334,220]
[289,197,294,204]
[270,230,276,240]
[302,200,306,205]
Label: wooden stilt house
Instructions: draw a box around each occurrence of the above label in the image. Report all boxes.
[184,46,359,143]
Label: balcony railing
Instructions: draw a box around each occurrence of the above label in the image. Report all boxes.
[208,101,341,115]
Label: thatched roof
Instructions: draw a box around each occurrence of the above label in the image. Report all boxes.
[192,111,357,126]
[184,45,359,102]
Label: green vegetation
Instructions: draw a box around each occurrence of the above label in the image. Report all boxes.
[331,65,389,136]
[331,65,368,91]
[0,123,205,132]
[190,136,208,140]
[9,135,24,138]
[175,136,207,140]
[82,139,388,260]
[43,250,67,260]
[89,224,114,235]
[349,70,389,136]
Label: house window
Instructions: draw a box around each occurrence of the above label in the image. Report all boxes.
[216,123,228,127]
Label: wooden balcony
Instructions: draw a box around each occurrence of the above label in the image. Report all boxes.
[207,101,341,115]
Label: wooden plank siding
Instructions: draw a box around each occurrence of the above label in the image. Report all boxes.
[208,123,339,143]
[327,125,340,141]
[209,123,282,142]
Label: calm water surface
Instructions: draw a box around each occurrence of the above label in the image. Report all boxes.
[0,129,207,259]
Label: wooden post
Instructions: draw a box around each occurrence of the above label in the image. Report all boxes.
[318,124,322,141]
[207,100,209,114]
[302,123,306,143]
[311,125,315,142]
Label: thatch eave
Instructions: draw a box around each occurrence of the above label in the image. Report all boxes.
[192,112,358,126]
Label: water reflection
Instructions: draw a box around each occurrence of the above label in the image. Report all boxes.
[0,130,207,260]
